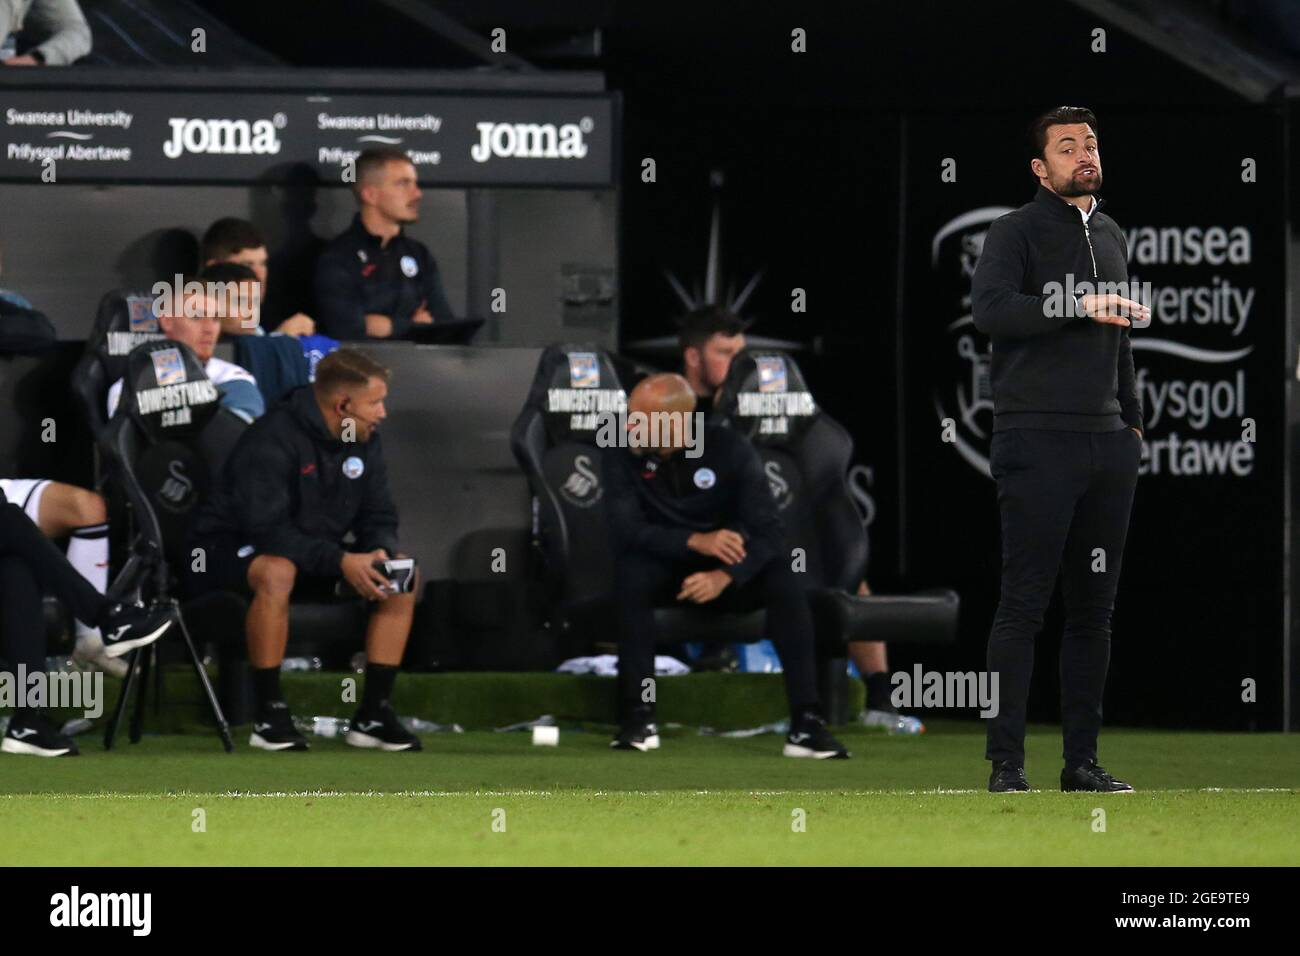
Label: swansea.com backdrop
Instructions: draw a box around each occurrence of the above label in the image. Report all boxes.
[899,107,1287,730]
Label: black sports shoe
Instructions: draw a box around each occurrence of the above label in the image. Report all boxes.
[100,601,176,659]
[2,712,79,757]
[611,706,660,752]
[346,703,422,752]
[249,701,309,752]
[1061,761,1134,793]
[783,712,850,759]
[989,761,1031,792]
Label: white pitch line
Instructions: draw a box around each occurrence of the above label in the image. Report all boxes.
[0,787,1295,801]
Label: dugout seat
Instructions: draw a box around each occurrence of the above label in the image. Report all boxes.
[96,338,242,750]
[710,348,960,651]
[511,344,629,630]
[72,289,169,441]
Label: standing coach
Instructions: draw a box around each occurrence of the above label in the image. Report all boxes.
[972,106,1150,794]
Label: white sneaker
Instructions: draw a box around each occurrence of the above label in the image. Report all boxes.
[72,630,129,679]
[859,708,925,735]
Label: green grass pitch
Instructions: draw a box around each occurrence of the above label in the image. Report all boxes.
[1,721,1296,866]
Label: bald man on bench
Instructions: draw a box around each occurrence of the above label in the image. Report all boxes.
[602,373,849,759]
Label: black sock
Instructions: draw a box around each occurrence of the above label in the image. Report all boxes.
[790,702,821,726]
[360,662,399,714]
[864,671,896,712]
[251,666,283,711]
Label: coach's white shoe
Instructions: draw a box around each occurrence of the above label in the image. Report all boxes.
[2,713,79,757]
[783,712,850,759]
[610,721,660,752]
[344,704,422,752]
[100,601,176,658]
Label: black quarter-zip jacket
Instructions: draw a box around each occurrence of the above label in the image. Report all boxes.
[191,385,399,576]
[313,214,455,341]
[971,184,1143,432]
[604,424,782,587]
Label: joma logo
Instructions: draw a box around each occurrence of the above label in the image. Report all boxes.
[163,114,285,158]
[470,119,591,163]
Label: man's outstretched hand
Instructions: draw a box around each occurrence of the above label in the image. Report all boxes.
[677,569,731,604]
[687,529,746,565]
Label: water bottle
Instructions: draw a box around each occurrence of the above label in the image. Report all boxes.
[280,657,322,673]
[61,717,94,736]
[401,716,463,734]
[294,716,348,737]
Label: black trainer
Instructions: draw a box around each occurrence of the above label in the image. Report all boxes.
[2,712,79,757]
[346,703,422,752]
[100,601,176,659]
[989,761,1031,792]
[249,701,309,752]
[1061,761,1134,793]
[783,711,850,759]
[611,707,660,752]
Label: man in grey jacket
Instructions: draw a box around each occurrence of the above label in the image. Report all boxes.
[1,0,91,65]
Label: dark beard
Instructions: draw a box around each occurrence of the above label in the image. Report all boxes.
[1055,170,1102,197]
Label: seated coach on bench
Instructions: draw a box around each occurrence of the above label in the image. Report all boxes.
[604,372,849,759]
[184,349,421,753]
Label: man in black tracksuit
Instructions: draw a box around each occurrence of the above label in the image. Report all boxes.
[314,148,455,341]
[604,372,848,758]
[972,106,1149,793]
[188,348,421,753]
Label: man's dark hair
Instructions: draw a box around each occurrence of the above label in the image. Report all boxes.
[1029,106,1098,160]
[195,262,258,285]
[314,348,390,397]
[354,148,413,195]
[200,218,265,263]
[677,305,747,356]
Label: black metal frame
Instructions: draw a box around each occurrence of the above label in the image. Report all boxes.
[97,413,234,753]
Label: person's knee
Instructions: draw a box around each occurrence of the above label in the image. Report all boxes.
[69,487,107,526]
[32,483,105,536]
[1062,603,1114,637]
[247,556,296,600]
[614,553,668,598]
[754,558,803,599]
[375,589,416,615]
